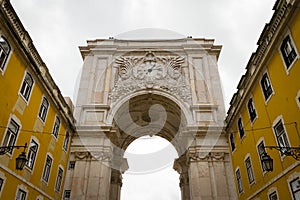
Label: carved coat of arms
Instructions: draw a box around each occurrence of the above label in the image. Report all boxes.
[110,52,191,102]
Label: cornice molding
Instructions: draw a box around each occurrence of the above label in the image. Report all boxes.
[225,0,299,127]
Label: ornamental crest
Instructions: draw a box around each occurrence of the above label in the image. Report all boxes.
[110,52,191,102]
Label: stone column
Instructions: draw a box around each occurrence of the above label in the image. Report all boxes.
[70,152,91,200]
[188,152,212,199]
[173,154,191,200]
[70,151,112,200]
[109,169,123,200]
[187,150,237,200]
[109,149,129,200]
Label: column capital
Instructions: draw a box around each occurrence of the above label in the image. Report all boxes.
[173,153,189,174]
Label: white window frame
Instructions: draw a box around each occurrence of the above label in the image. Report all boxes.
[296,90,300,109]
[245,155,255,184]
[229,132,236,152]
[279,31,299,73]
[15,185,28,200]
[256,139,267,173]
[38,96,49,123]
[52,116,60,139]
[19,71,34,103]
[0,35,12,74]
[237,117,245,140]
[289,177,300,200]
[1,117,20,155]
[287,172,300,200]
[0,178,3,194]
[235,167,243,194]
[247,97,257,123]
[260,71,274,102]
[269,191,279,200]
[272,116,291,157]
[0,172,6,198]
[55,166,64,192]
[42,154,53,183]
[25,138,39,171]
[63,131,70,151]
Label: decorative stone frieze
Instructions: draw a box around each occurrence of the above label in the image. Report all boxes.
[110,52,191,102]
[187,151,226,162]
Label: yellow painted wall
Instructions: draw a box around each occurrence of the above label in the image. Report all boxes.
[0,34,71,199]
[228,5,300,200]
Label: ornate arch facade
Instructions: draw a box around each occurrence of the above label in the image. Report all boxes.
[64,38,237,199]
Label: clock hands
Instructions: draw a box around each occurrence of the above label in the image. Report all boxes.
[146,63,162,74]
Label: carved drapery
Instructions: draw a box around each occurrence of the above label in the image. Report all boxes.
[187,151,226,162]
[74,151,113,162]
[74,151,91,160]
[110,52,191,102]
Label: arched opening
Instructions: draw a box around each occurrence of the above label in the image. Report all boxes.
[121,136,180,200]
[107,93,191,199]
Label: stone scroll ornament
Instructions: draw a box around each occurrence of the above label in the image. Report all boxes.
[110,52,191,102]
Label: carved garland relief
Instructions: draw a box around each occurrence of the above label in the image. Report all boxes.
[109,52,191,102]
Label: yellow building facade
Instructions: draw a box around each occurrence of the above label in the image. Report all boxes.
[0,1,75,199]
[226,0,300,199]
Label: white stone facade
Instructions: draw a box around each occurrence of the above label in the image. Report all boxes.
[64,38,237,199]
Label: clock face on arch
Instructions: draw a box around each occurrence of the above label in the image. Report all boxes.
[133,60,166,79]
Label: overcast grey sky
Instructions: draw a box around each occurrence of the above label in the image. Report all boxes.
[11,0,275,199]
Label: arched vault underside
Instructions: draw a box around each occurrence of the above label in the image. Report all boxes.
[109,93,190,156]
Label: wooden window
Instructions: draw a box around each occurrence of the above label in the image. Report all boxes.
[68,161,75,170]
[55,167,63,192]
[63,131,70,151]
[230,133,236,151]
[38,97,49,122]
[52,116,60,138]
[16,189,26,200]
[260,73,273,101]
[247,98,257,122]
[274,120,290,155]
[26,140,38,170]
[20,72,34,102]
[238,117,245,139]
[280,34,297,69]
[257,141,267,172]
[0,36,11,71]
[64,190,71,199]
[269,191,278,200]
[42,155,52,182]
[290,177,300,200]
[245,157,255,184]
[2,119,20,154]
[236,168,243,193]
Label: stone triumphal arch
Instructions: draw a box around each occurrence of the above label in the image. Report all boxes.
[64,37,237,199]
